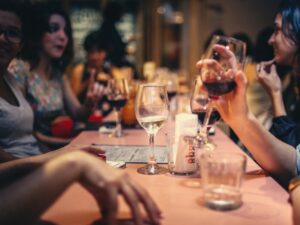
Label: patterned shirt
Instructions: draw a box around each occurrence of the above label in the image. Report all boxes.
[9,59,66,135]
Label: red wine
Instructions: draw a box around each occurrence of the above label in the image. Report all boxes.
[167,91,177,100]
[192,109,220,125]
[203,79,236,96]
[108,99,127,110]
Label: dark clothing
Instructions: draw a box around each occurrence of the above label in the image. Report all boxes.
[270,116,300,147]
[97,20,126,67]
[282,74,300,123]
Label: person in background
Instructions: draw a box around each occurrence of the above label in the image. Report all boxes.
[96,1,127,67]
[234,32,274,130]
[0,0,44,158]
[0,4,162,225]
[69,30,110,104]
[256,0,300,147]
[197,0,300,187]
[9,3,104,149]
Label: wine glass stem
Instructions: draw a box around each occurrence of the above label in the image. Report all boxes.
[197,105,213,144]
[148,133,156,165]
[115,108,122,137]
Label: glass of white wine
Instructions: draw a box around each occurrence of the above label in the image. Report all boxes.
[135,83,169,175]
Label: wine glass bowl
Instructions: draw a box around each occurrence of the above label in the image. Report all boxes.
[200,35,246,96]
[106,78,129,137]
[135,83,169,175]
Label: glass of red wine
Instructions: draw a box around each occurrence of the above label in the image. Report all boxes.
[166,72,179,120]
[106,78,129,137]
[190,77,220,149]
[200,35,246,97]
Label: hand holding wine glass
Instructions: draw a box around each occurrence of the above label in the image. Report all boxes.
[135,84,169,175]
[198,35,246,97]
[106,78,129,137]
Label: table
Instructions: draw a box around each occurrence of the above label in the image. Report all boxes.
[42,126,292,225]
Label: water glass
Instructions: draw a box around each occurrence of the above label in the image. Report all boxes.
[200,151,246,211]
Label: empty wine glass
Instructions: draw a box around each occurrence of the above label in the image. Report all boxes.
[106,78,129,137]
[190,77,220,149]
[200,35,246,97]
[135,83,169,175]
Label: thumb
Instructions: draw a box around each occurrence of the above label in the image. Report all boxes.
[234,71,247,94]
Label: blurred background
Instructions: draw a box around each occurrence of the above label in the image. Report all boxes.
[28,0,280,83]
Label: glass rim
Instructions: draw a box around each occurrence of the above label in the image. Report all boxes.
[200,151,247,162]
[212,35,246,47]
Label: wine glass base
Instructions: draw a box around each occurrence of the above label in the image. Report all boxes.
[109,130,126,138]
[193,139,216,150]
[137,164,168,175]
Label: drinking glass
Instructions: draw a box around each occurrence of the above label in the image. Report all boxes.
[200,35,246,97]
[135,84,169,175]
[190,77,220,149]
[106,78,129,137]
[166,72,179,120]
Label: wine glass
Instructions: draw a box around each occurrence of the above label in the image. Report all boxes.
[166,72,179,120]
[106,78,129,137]
[190,77,220,149]
[200,35,246,97]
[135,83,169,175]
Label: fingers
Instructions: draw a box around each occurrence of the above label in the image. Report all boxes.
[213,44,237,70]
[102,186,118,225]
[127,178,162,225]
[82,144,106,155]
[120,179,143,225]
[196,59,223,71]
[196,45,238,71]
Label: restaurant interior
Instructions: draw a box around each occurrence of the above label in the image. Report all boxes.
[2,0,298,224]
[34,0,280,82]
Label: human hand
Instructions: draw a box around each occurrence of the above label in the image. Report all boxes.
[78,153,162,225]
[211,70,250,126]
[256,60,282,97]
[85,69,105,109]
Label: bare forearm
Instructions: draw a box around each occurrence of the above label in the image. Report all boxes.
[271,92,287,117]
[230,113,296,178]
[0,147,72,186]
[0,153,83,225]
[35,131,72,148]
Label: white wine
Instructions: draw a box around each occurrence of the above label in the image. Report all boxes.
[139,115,168,134]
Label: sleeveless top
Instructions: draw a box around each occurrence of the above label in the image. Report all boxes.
[0,71,42,157]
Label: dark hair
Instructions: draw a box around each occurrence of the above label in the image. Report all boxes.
[83,31,107,53]
[103,2,124,22]
[278,0,300,46]
[20,3,74,72]
[254,27,274,62]
[277,0,300,69]
[0,1,27,35]
[232,32,254,58]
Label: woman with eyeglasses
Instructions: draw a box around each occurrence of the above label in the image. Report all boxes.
[9,3,104,151]
[0,1,43,159]
[0,3,162,225]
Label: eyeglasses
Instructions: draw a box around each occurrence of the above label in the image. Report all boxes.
[0,27,22,44]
